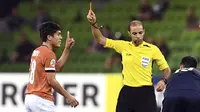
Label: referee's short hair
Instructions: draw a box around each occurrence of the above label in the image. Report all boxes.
[180,56,198,68]
[128,20,144,31]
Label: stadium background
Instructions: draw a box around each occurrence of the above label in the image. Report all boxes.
[0,0,199,112]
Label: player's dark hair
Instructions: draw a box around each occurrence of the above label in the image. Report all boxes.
[128,20,144,31]
[180,56,198,68]
[39,21,61,42]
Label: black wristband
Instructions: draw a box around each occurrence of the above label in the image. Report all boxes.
[91,21,97,26]
[91,21,98,29]
[162,78,168,84]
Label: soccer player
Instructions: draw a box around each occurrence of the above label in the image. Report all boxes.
[87,10,171,112]
[162,56,200,112]
[25,22,79,112]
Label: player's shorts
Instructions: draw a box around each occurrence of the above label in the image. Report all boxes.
[162,97,200,112]
[25,94,56,112]
[116,85,157,112]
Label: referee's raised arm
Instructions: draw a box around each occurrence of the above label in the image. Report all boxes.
[87,10,106,46]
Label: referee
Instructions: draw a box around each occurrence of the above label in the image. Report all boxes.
[87,10,171,112]
[162,56,200,112]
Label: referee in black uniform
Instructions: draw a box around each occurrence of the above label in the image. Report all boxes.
[87,9,171,112]
[162,56,200,112]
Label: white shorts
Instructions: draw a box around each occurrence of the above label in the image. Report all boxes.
[25,94,56,112]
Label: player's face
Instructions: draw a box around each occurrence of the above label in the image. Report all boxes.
[128,25,145,46]
[51,30,62,48]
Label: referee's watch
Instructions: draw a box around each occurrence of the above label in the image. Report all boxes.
[161,78,168,84]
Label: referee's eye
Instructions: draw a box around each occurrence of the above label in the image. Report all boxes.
[132,31,143,35]
[138,31,143,34]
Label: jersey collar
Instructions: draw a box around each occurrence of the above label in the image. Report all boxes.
[131,41,145,47]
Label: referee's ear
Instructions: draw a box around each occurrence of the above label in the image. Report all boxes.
[127,31,131,37]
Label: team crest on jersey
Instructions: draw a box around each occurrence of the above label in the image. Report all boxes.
[50,59,56,67]
[141,57,150,67]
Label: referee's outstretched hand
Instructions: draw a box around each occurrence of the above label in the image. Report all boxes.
[87,10,97,24]
[156,80,165,92]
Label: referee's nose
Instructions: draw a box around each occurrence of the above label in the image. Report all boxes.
[136,34,140,39]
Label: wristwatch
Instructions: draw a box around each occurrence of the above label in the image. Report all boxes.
[162,78,168,84]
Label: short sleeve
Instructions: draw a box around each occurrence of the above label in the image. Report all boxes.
[104,38,125,53]
[153,46,169,70]
[44,52,56,72]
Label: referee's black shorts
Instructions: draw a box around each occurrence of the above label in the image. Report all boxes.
[162,97,200,112]
[116,85,157,112]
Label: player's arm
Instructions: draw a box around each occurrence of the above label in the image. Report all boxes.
[47,73,79,107]
[56,49,70,72]
[47,72,71,97]
[44,52,78,107]
[87,10,106,45]
[56,31,75,72]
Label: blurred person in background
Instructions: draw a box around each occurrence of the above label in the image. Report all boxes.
[32,6,52,31]
[0,0,20,18]
[137,0,154,21]
[0,20,10,33]
[25,22,79,112]
[87,9,171,112]
[104,52,122,72]
[86,25,112,53]
[162,56,200,112]
[185,7,200,30]
[152,0,170,20]
[145,36,156,45]
[5,7,28,32]
[73,9,83,23]
[10,33,36,63]
[156,36,170,60]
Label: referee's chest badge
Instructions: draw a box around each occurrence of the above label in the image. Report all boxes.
[141,57,150,67]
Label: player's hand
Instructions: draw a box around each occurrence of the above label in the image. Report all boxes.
[65,31,75,50]
[156,80,165,92]
[87,10,96,24]
[66,94,79,108]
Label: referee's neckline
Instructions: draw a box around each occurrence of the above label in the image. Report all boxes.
[130,41,144,47]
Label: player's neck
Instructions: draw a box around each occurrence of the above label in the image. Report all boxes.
[41,42,53,50]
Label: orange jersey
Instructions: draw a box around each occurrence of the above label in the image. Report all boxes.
[26,45,57,102]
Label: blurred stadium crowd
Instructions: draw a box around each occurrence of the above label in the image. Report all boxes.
[0,0,199,74]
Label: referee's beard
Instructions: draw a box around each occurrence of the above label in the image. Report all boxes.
[133,39,143,46]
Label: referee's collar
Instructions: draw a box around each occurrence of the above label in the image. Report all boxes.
[131,41,145,47]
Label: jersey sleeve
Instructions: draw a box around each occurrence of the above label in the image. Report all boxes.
[104,38,124,53]
[44,51,57,72]
[153,46,169,70]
